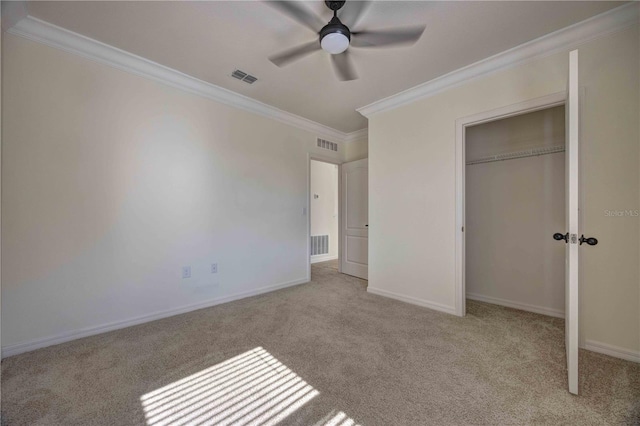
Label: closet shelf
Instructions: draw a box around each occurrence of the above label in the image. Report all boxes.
[466,144,565,166]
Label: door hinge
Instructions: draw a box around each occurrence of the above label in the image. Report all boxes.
[570,233,578,244]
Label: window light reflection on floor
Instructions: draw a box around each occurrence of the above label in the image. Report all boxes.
[140,347,319,426]
[317,410,361,426]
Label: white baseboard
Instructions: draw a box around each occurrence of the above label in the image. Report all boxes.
[1,277,309,359]
[367,287,457,315]
[583,340,640,363]
[310,254,338,264]
[466,292,565,319]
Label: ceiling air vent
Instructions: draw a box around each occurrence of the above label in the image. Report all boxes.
[231,69,258,84]
[317,138,338,152]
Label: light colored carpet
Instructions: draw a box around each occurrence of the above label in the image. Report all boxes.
[2,260,639,425]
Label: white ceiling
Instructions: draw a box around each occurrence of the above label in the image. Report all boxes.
[26,1,623,133]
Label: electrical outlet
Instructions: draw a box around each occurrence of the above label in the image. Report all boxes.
[182,266,191,279]
[211,263,218,274]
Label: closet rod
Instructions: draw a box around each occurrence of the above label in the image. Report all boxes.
[466,145,565,166]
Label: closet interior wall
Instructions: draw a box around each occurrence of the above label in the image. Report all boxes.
[465,106,566,317]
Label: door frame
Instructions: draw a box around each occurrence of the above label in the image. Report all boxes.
[454,91,566,317]
[307,154,343,281]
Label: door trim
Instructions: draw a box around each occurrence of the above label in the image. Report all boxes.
[307,154,342,281]
[454,91,566,317]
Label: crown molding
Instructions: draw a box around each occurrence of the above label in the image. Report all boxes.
[357,2,639,118]
[7,16,350,142]
[1,1,28,32]
[344,128,368,143]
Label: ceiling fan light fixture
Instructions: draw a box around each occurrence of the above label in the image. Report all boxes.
[319,16,351,55]
[321,32,350,54]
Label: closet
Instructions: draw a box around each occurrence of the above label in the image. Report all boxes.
[465,106,566,317]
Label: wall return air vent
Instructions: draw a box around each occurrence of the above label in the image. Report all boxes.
[317,138,338,152]
[311,235,329,256]
[231,69,258,84]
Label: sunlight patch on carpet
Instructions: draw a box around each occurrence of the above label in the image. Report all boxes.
[316,409,362,426]
[140,347,319,426]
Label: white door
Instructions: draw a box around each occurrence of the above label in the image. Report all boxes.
[565,49,580,395]
[341,159,368,279]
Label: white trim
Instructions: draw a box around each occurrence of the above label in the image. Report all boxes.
[466,292,564,319]
[344,128,368,143]
[357,3,638,118]
[566,49,580,395]
[1,277,308,358]
[7,16,349,143]
[583,340,640,363]
[0,0,28,32]
[367,287,457,316]
[455,92,566,317]
[310,254,338,264]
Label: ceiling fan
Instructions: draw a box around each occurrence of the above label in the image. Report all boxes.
[267,0,425,81]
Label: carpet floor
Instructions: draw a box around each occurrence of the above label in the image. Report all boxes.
[2,260,639,425]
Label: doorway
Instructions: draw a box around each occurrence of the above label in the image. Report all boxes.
[309,159,340,267]
[464,105,566,317]
[454,92,567,317]
[455,51,582,395]
[307,156,368,281]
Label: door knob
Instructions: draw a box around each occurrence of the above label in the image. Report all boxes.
[553,232,569,243]
[579,235,598,246]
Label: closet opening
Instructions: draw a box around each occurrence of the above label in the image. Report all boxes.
[464,105,566,318]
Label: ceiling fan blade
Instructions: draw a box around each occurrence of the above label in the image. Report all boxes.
[266,1,324,33]
[338,1,371,28]
[331,51,358,81]
[269,41,321,67]
[351,26,426,48]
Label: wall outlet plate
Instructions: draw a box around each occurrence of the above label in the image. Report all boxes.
[211,263,218,274]
[182,266,191,279]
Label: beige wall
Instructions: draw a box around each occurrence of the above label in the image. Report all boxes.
[310,160,339,261]
[1,34,342,351]
[466,108,565,316]
[368,25,639,355]
[343,137,368,163]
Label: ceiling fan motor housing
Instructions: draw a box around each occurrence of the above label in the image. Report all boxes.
[319,16,351,54]
[320,16,351,42]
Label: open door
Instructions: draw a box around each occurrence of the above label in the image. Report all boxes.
[565,49,580,395]
[341,159,368,279]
